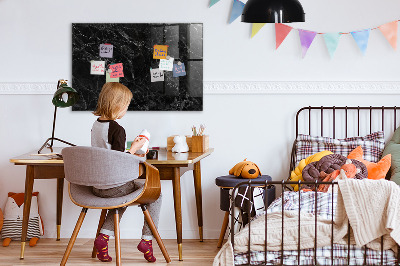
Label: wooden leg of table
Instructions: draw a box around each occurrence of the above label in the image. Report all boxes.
[217,211,230,248]
[193,161,204,242]
[172,167,183,261]
[56,178,64,241]
[114,210,121,266]
[92,209,107,258]
[20,165,35,259]
[60,208,87,266]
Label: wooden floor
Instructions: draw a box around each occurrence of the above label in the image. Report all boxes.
[0,239,221,265]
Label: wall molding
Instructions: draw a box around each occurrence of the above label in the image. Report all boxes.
[1,81,400,95]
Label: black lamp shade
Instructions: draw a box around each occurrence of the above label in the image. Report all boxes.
[242,0,305,23]
[52,84,79,108]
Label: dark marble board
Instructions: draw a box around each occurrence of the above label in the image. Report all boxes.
[72,23,203,111]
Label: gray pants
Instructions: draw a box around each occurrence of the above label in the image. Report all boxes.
[92,180,162,240]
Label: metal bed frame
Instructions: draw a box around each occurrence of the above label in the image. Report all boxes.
[230,106,400,266]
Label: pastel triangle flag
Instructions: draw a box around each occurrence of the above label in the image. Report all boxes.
[323,33,341,58]
[351,29,370,55]
[229,0,245,24]
[378,21,397,50]
[251,23,266,38]
[298,29,317,58]
[209,0,220,7]
[275,23,293,49]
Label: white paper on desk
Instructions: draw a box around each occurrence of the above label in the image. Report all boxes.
[159,57,174,71]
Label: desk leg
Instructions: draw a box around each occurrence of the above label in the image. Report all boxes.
[20,165,35,259]
[193,161,203,242]
[56,178,64,241]
[172,167,183,261]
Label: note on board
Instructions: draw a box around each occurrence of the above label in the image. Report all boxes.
[173,63,186,77]
[106,72,120,82]
[159,57,174,71]
[150,68,164,82]
[153,45,168,59]
[99,44,114,58]
[109,63,124,78]
[90,61,105,75]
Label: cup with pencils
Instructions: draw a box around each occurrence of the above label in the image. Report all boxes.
[191,124,209,152]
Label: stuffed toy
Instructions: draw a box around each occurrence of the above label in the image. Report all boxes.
[289,150,333,191]
[172,135,189,153]
[1,192,44,247]
[348,146,391,180]
[229,159,261,179]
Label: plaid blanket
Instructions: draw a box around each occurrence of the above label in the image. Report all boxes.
[234,191,397,265]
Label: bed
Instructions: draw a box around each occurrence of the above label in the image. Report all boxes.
[214,106,400,266]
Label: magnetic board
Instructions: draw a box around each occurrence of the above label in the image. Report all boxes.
[72,23,203,111]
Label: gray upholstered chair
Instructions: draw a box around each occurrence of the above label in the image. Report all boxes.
[60,146,171,265]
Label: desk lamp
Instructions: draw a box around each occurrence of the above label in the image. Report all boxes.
[241,0,305,23]
[38,79,79,154]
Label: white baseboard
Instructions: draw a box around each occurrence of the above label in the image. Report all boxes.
[1,81,400,94]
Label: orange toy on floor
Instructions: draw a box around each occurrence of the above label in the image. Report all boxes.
[1,192,44,247]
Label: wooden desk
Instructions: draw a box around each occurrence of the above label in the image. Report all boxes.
[10,147,213,261]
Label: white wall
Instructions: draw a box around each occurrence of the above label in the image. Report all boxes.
[1,0,400,240]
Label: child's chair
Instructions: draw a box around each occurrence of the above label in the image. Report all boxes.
[60,146,171,265]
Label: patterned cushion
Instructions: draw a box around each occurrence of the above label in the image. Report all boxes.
[295,131,385,166]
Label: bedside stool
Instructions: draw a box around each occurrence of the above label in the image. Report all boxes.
[215,175,275,248]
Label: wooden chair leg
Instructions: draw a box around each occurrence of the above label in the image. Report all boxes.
[91,209,108,258]
[114,210,121,266]
[141,205,171,263]
[60,208,88,266]
[217,211,230,248]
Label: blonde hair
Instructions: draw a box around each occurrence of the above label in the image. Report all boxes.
[93,82,133,120]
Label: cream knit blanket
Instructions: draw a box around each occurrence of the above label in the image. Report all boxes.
[335,178,399,251]
[214,179,400,266]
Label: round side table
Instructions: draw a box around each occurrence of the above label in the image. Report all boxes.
[215,175,275,248]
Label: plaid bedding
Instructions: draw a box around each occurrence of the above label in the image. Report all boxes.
[234,244,397,265]
[234,191,397,265]
[294,131,385,166]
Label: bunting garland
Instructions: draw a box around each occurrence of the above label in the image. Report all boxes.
[251,23,266,38]
[275,23,292,49]
[229,0,245,24]
[378,21,398,50]
[209,0,220,7]
[323,33,341,58]
[208,2,399,58]
[351,29,370,55]
[298,30,317,58]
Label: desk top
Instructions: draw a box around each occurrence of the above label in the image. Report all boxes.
[10,147,214,166]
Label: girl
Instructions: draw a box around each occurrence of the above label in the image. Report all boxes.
[91,82,162,263]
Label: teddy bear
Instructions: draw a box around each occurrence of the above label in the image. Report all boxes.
[229,159,261,179]
[1,192,44,247]
[172,135,189,153]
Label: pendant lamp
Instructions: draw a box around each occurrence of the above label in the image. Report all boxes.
[38,79,79,154]
[242,0,305,23]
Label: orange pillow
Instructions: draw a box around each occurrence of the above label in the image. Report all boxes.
[347,146,391,180]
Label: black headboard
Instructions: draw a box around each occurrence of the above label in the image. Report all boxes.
[289,106,400,178]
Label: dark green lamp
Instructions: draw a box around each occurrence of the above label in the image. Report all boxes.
[38,79,79,154]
